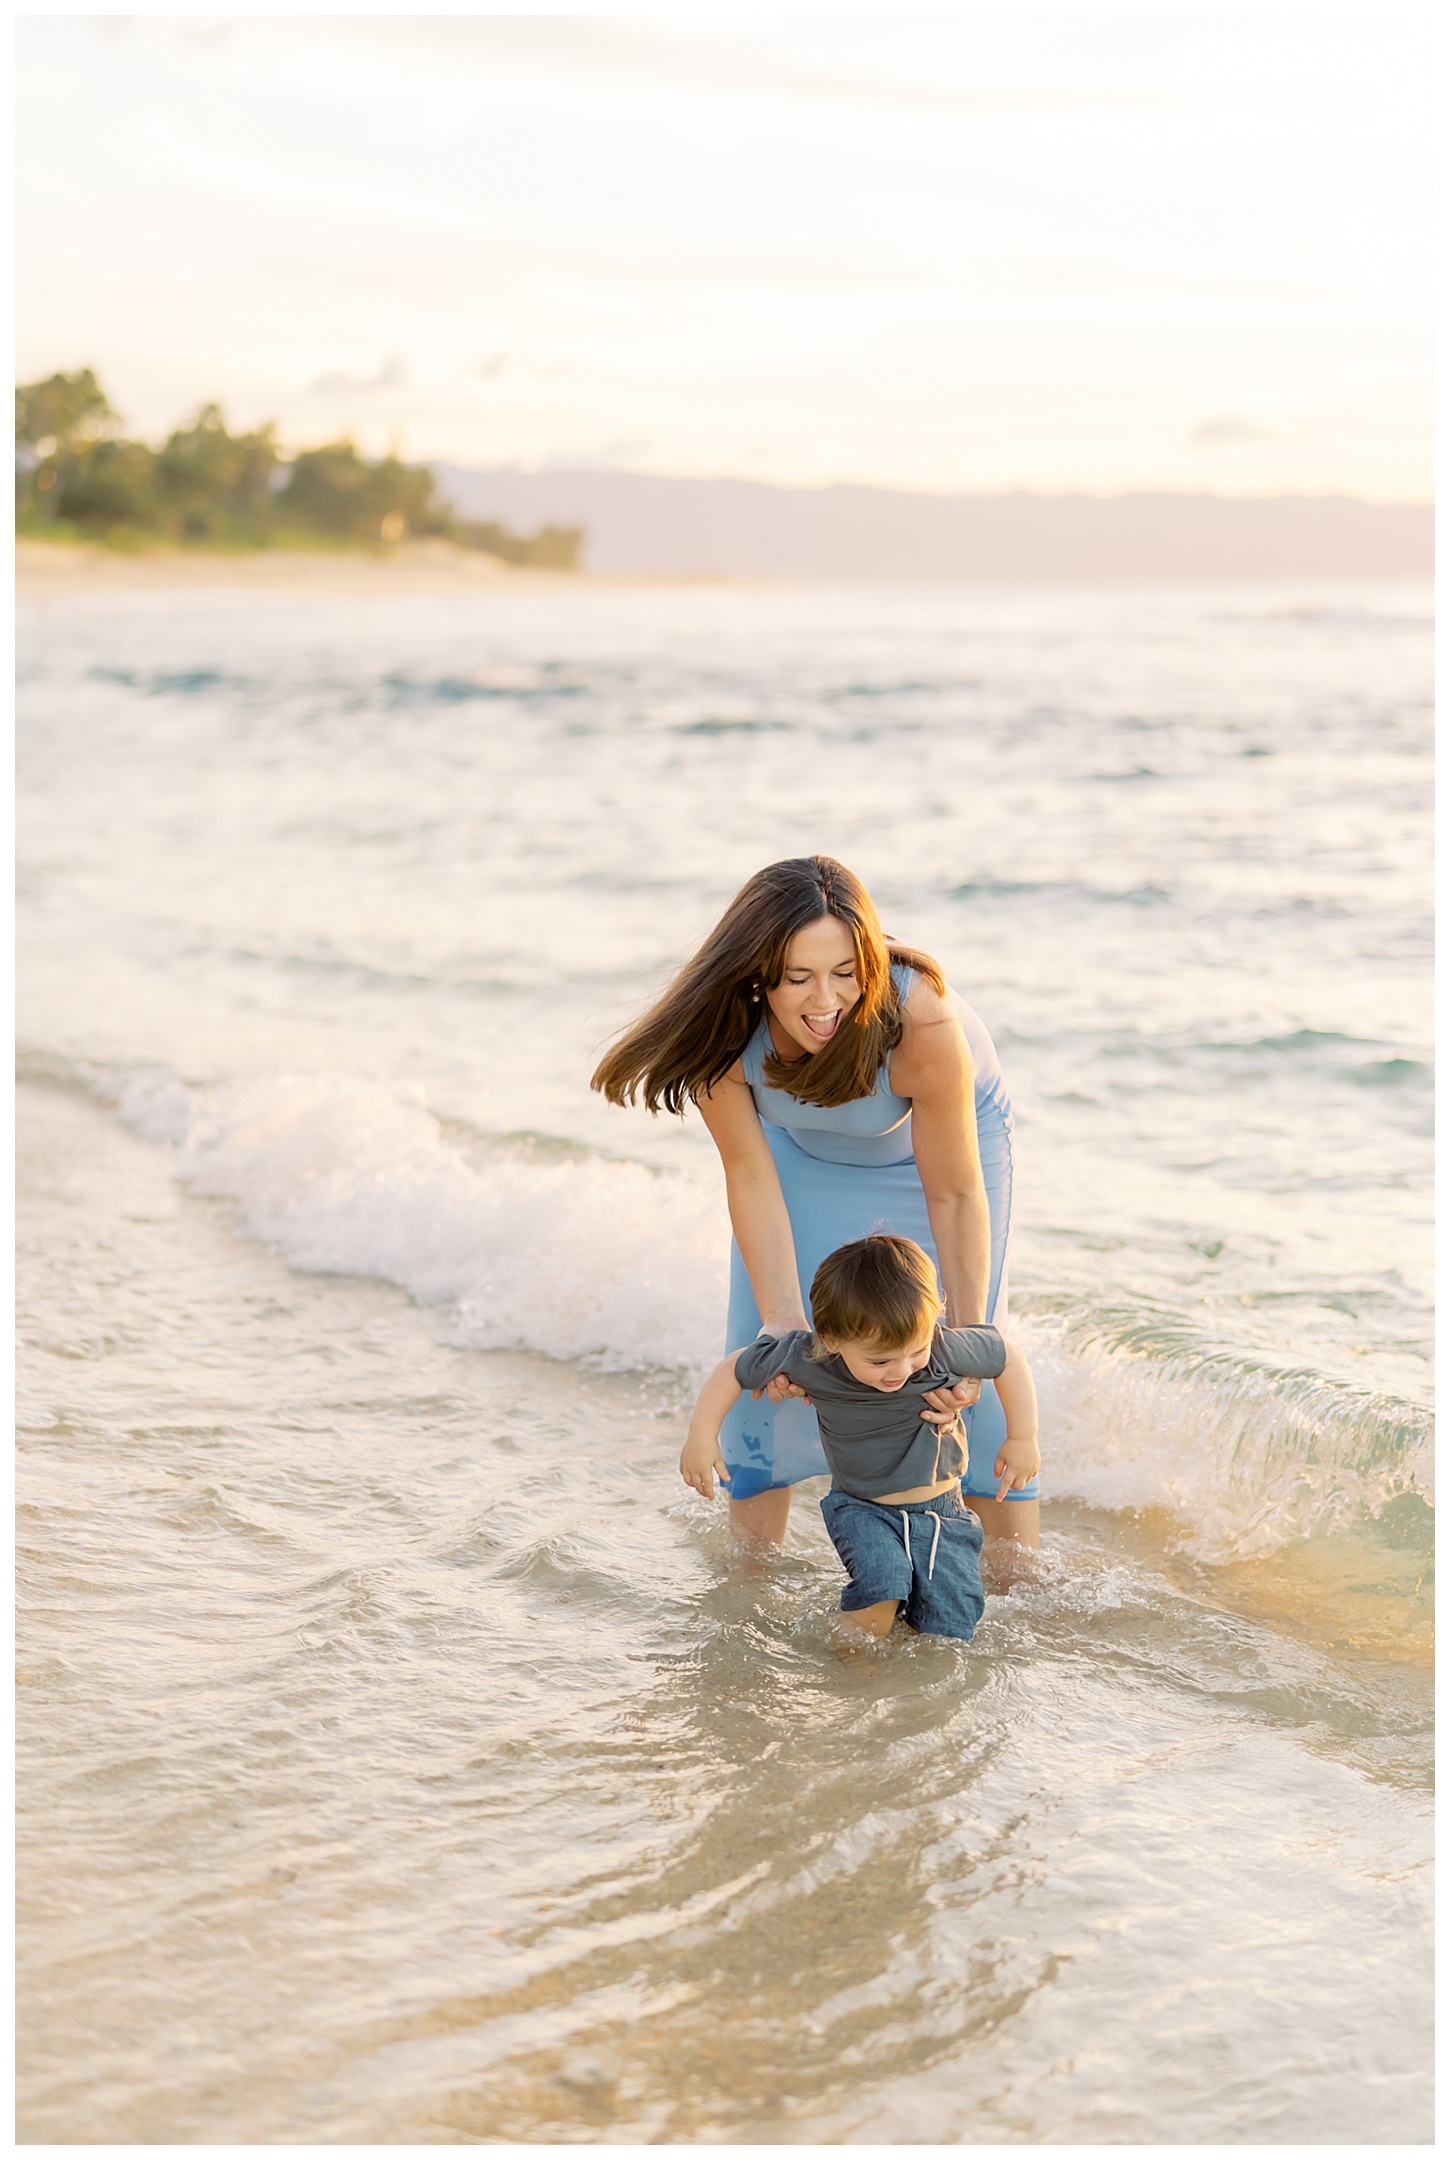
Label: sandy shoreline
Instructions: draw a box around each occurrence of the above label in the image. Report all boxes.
[14,537,643,598]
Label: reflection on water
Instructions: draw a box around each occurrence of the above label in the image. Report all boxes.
[17,1086,1431,2143]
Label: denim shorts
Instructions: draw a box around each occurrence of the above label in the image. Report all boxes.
[819,1487,985,1642]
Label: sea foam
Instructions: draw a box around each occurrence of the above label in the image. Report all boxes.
[116,1070,729,1374]
[111,1068,1430,1559]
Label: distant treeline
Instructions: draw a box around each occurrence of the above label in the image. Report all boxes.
[15,370,582,568]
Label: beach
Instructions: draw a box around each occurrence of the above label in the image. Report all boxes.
[16,569,1433,2142]
[15,534,558,597]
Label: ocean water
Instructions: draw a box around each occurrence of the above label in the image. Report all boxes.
[16,578,1432,2143]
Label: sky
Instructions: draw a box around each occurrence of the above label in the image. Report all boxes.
[14,13,1434,500]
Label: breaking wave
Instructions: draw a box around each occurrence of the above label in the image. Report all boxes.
[41,1061,1422,1567]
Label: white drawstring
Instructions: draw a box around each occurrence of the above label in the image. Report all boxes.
[898,1508,942,1581]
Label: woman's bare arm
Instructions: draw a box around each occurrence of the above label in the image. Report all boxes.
[891,985,991,1326]
[695,1068,809,1334]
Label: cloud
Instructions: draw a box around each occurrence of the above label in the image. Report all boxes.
[14,17,1430,497]
[541,437,653,471]
[1190,417,1279,447]
[474,352,574,384]
[309,357,408,396]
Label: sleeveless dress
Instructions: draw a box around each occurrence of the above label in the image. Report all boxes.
[718,963,1035,1502]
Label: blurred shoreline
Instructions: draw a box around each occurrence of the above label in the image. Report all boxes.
[14,535,607,597]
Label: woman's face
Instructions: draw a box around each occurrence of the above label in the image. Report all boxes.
[766,914,861,1056]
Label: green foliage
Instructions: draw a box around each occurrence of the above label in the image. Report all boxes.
[15,368,583,567]
[157,405,279,540]
[51,439,165,531]
[453,519,583,569]
[278,440,446,542]
[16,368,116,453]
[16,368,123,525]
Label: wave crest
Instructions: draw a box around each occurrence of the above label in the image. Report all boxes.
[1027,1317,1432,1561]
[115,1071,729,1373]
[98,1067,1431,1559]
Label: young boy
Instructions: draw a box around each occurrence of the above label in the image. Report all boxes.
[681,1233,1039,1642]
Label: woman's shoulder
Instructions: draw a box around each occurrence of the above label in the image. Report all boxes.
[894,961,957,1029]
[702,1053,751,1092]
[889,960,970,1093]
[737,1007,773,1085]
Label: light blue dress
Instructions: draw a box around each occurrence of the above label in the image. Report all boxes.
[719,963,1033,1501]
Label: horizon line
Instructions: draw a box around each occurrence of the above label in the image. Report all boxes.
[429,462,1434,511]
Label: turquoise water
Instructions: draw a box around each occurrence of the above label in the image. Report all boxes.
[16,578,1432,2141]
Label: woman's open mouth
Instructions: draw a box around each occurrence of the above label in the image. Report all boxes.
[801,1011,841,1041]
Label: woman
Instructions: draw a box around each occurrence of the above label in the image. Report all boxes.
[592,856,1039,1547]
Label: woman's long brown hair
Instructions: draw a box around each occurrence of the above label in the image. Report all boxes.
[591,855,944,1115]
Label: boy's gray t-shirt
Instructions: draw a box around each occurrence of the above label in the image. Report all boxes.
[734,1324,1006,1501]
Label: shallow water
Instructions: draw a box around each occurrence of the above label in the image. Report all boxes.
[15,580,1433,2141]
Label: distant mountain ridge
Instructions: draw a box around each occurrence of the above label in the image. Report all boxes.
[433,464,1432,581]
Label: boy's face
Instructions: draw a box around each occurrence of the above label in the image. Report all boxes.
[829,1327,935,1391]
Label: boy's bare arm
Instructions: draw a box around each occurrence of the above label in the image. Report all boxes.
[680,1355,744,1498]
[991,1340,1041,1501]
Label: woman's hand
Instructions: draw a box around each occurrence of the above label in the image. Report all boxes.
[679,1428,731,1500]
[918,1375,981,1427]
